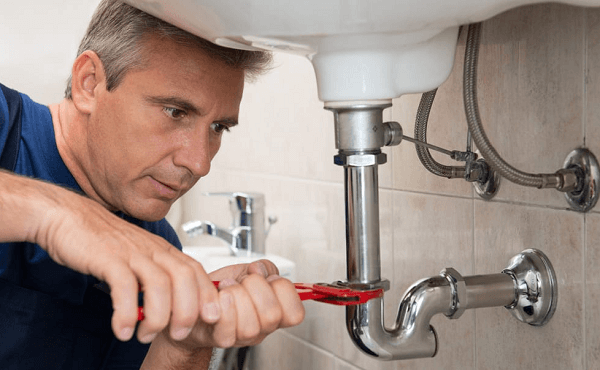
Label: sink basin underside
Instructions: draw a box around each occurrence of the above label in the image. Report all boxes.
[126,0,600,101]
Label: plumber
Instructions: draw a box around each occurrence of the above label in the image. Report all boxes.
[0,0,305,368]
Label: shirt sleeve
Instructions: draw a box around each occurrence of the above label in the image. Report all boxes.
[157,218,183,251]
[0,84,11,156]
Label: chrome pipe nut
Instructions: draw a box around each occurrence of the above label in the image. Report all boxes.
[334,153,387,167]
[441,267,467,319]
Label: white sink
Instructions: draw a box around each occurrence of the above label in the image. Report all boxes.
[183,246,296,281]
[126,0,600,101]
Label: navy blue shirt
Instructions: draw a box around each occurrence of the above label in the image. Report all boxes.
[0,84,183,369]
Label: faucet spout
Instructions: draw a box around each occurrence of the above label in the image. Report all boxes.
[182,220,246,256]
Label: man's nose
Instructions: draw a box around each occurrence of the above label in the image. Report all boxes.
[172,133,214,178]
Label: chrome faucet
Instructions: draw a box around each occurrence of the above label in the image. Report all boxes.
[182,192,276,256]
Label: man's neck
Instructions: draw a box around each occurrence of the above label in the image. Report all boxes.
[49,100,116,212]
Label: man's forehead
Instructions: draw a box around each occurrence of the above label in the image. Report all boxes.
[139,33,230,70]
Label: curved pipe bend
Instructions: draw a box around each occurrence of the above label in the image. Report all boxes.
[346,276,453,360]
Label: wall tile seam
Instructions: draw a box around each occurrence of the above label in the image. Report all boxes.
[276,329,339,360]
[203,170,581,209]
[583,7,589,149]
[473,197,591,213]
[471,193,477,368]
[582,9,588,369]
[331,354,369,370]
[279,329,371,370]
[206,168,346,187]
[384,187,474,200]
[583,211,588,370]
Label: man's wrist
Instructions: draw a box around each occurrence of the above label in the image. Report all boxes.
[142,331,213,370]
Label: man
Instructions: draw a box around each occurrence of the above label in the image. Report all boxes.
[0,0,304,369]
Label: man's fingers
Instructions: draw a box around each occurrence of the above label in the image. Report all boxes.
[167,249,222,326]
[267,275,305,328]
[196,267,221,325]
[152,252,200,341]
[169,267,306,351]
[211,291,237,348]
[241,274,283,335]
[99,261,139,342]
[135,248,222,343]
[226,282,261,342]
[247,260,279,278]
[130,255,173,343]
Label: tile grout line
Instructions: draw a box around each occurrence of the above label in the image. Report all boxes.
[210,166,600,222]
[211,167,598,214]
[332,355,365,370]
[584,8,589,149]
[472,192,477,369]
[277,329,342,366]
[582,9,588,370]
[584,211,588,370]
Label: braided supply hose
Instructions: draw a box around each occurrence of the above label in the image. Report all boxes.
[414,89,466,179]
[463,23,568,190]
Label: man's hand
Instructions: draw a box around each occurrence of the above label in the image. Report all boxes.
[0,170,221,343]
[199,260,304,348]
[141,260,305,370]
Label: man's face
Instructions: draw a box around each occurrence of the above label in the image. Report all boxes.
[86,36,245,221]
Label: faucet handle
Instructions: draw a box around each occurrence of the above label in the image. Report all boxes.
[203,192,265,227]
[266,215,278,236]
[182,220,212,237]
[201,192,274,254]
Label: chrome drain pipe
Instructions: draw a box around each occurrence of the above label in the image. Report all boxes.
[326,102,558,361]
[343,160,383,284]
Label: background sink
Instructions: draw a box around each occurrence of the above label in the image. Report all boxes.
[183,246,296,281]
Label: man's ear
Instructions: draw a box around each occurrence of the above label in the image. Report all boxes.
[70,50,106,114]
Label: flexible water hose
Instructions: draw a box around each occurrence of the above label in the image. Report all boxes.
[463,23,567,189]
[414,89,466,179]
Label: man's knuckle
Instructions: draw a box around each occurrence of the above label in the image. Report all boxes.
[263,306,283,329]
[215,333,236,348]
[239,323,260,341]
[288,307,306,326]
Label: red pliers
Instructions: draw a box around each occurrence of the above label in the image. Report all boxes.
[294,282,384,305]
[137,281,383,321]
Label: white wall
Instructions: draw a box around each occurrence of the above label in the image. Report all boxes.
[0,0,100,105]
[0,0,185,226]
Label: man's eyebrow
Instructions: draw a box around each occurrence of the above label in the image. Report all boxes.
[215,118,239,127]
[145,95,201,115]
[145,95,239,126]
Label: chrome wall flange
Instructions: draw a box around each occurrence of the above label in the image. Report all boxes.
[563,148,599,212]
[473,158,501,200]
[502,249,558,326]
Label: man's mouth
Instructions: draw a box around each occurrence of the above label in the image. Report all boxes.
[149,177,181,199]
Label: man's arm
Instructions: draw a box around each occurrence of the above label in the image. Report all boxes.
[0,169,222,343]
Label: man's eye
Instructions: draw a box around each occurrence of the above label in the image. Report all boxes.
[163,107,186,120]
[211,122,230,134]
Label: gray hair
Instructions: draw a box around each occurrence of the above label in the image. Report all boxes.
[65,0,272,98]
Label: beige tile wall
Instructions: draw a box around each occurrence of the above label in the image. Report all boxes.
[172,3,600,369]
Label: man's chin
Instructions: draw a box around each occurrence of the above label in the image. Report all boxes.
[123,200,171,222]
